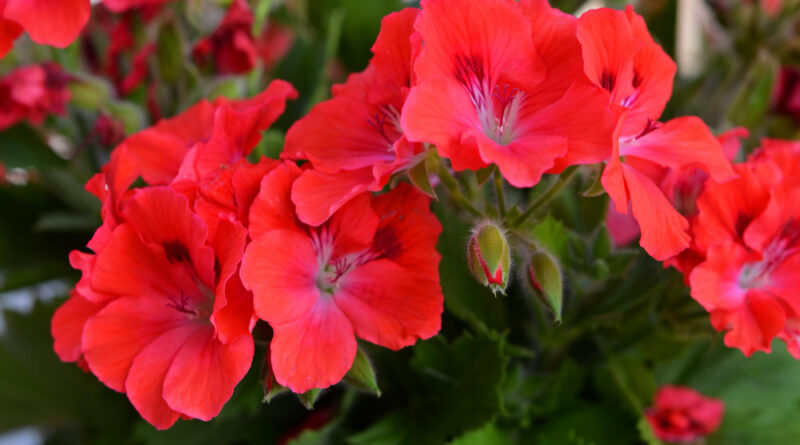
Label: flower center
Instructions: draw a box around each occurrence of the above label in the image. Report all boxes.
[454,54,524,145]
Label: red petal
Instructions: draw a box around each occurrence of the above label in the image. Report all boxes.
[240,229,320,325]
[711,290,786,356]
[621,117,736,183]
[162,328,253,420]
[82,296,187,392]
[337,259,442,350]
[52,291,105,362]
[125,324,198,429]
[247,162,304,240]
[689,242,755,311]
[291,167,378,227]
[622,163,690,260]
[0,17,22,58]
[270,299,356,393]
[4,0,90,48]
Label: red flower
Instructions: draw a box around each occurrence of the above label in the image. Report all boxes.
[257,21,295,71]
[283,8,422,226]
[689,142,800,357]
[54,187,254,429]
[240,163,443,392]
[772,66,800,123]
[645,386,724,443]
[102,0,174,13]
[401,0,615,187]
[192,0,257,75]
[0,63,70,130]
[0,0,90,57]
[580,7,736,260]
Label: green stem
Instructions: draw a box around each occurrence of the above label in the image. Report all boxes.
[436,163,483,217]
[510,166,579,228]
[494,169,506,219]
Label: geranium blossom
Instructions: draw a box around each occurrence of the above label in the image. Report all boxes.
[283,8,422,226]
[401,0,615,188]
[0,63,70,130]
[0,0,91,57]
[689,141,800,357]
[240,163,443,392]
[580,6,736,260]
[54,187,254,429]
[645,386,724,443]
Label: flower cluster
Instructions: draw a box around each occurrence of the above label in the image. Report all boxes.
[680,139,800,358]
[48,0,786,433]
[0,63,70,130]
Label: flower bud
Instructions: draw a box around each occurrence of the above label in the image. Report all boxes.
[467,221,511,295]
[527,250,563,322]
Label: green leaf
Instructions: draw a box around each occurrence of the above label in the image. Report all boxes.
[474,166,495,187]
[657,340,800,445]
[532,215,569,261]
[298,388,322,410]
[157,20,184,83]
[581,163,606,197]
[343,347,381,396]
[408,157,436,199]
[0,299,135,435]
[349,333,509,445]
[449,422,511,445]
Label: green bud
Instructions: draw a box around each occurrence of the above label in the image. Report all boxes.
[527,250,563,322]
[467,221,511,295]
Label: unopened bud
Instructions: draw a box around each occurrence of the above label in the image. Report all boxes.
[467,221,511,295]
[527,250,563,322]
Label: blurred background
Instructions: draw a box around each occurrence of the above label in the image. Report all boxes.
[0,0,798,444]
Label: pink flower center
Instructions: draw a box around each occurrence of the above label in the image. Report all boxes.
[739,221,800,289]
[455,55,525,145]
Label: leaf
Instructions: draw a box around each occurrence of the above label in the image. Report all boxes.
[0,299,136,435]
[449,422,511,445]
[532,215,570,261]
[656,340,800,445]
[474,166,495,187]
[581,163,606,197]
[343,347,380,396]
[349,333,509,445]
[298,388,323,410]
[408,157,436,199]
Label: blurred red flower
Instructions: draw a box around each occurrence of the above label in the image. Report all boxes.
[0,63,70,130]
[690,139,800,357]
[192,0,257,75]
[645,386,724,443]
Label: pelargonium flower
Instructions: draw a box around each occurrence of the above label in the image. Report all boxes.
[604,127,748,277]
[0,0,91,57]
[0,63,70,130]
[282,8,423,226]
[645,386,724,443]
[240,162,443,392]
[401,0,615,188]
[93,80,296,225]
[192,0,257,75]
[53,187,254,429]
[579,6,737,260]
[102,0,175,13]
[689,142,800,357]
